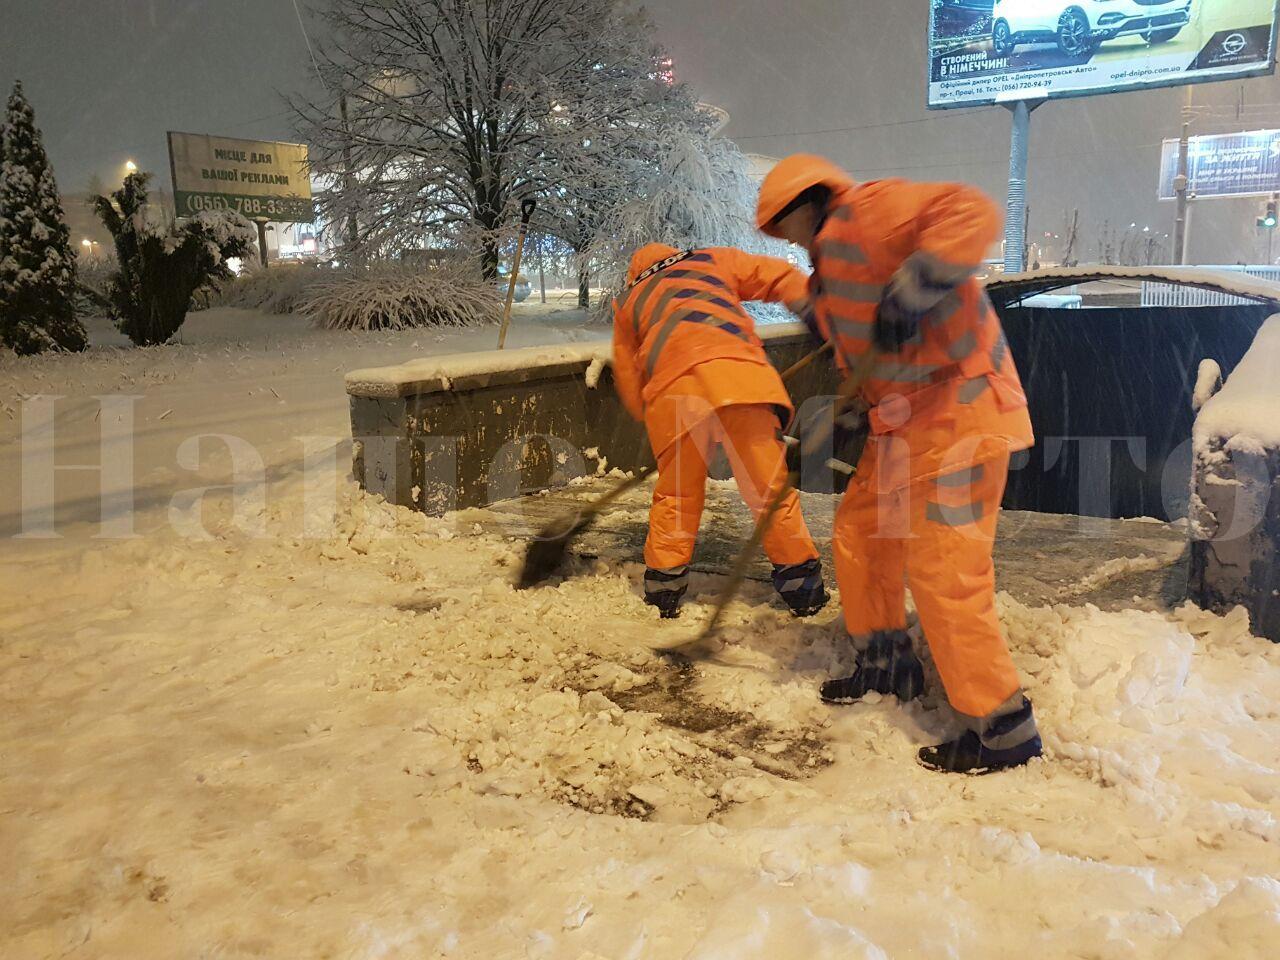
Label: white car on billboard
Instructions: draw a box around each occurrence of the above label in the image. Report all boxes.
[992,0,1193,59]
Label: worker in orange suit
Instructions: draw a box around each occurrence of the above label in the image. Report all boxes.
[756,155,1042,774]
[611,243,828,621]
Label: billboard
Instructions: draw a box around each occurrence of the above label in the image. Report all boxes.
[1157,129,1280,199]
[167,132,314,222]
[928,0,1280,109]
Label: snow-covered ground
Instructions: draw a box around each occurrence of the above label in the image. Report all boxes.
[2,308,1279,959]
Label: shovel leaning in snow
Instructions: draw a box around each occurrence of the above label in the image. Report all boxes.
[661,346,880,658]
[496,197,537,350]
[516,340,834,591]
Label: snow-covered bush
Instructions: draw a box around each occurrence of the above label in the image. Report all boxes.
[73,253,116,316]
[211,262,331,315]
[300,266,501,331]
[0,81,86,354]
[92,172,256,345]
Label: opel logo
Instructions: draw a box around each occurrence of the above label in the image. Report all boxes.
[1222,33,1248,55]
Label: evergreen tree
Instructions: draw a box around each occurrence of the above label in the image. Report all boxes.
[92,172,255,346]
[0,81,87,354]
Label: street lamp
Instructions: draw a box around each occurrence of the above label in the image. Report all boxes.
[125,159,137,173]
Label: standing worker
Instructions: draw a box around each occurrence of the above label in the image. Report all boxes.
[612,243,828,621]
[755,155,1042,774]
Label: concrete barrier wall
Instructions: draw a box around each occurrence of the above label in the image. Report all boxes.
[1188,315,1280,643]
[345,323,838,515]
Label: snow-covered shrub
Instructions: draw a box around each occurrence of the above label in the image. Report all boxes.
[73,254,116,316]
[0,81,86,354]
[300,266,501,331]
[92,172,256,345]
[211,262,331,315]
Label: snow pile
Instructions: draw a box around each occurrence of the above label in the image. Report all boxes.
[1194,314,1280,451]
[4,308,1280,958]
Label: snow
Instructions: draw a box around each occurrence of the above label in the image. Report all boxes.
[1193,358,1222,412]
[346,341,610,398]
[1194,314,1280,450]
[3,305,1280,958]
[346,319,808,397]
[990,265,1280,307]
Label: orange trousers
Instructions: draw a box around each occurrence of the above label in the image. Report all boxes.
[645,404,818,571]
[833,446,1022,720]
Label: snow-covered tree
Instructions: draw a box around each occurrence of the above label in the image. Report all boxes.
[0,81,86,354]
[92,172,256,346]
[526,6,712,305]
[586,128,796,310]
[294,0,705,279]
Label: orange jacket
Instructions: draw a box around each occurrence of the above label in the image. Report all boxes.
[611,247,808,422]
[812,179,1033,484]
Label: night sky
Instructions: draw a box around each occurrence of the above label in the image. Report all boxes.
[4,0,1279,261]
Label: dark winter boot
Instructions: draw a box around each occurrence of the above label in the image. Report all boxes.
[644,565,689,619]
[820,629,925,704]
[771,558,829,617]
[918,696,1043,775]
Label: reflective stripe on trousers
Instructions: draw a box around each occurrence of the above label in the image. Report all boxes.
[830,447,1024,718]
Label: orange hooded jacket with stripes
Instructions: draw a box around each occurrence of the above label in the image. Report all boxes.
[611,247,809,422]
[811,179,1034,485]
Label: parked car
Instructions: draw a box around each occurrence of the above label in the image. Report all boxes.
[992,0,1192,58]
[496,272,531,303]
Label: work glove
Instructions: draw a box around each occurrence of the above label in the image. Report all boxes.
[875,252,971,352]
[786,295,824,348]
[873,273,927,352]
[827,403,869,478]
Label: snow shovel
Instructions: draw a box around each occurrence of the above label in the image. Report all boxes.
[497,197,537,350]
[662,346,879,658]
[516,340,834,590]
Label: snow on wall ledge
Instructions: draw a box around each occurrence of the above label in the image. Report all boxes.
[1189,313,1280,643]
[345,321,810,399]
[345,322,828,514]
[987,265,1280,309]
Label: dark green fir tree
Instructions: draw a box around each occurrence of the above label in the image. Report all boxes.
[0,81,87,354]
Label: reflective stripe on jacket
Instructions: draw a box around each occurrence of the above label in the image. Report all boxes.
[811,179,1034,485]
[611,247,808,422]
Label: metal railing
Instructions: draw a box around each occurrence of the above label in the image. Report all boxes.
[1142,266,1280,307]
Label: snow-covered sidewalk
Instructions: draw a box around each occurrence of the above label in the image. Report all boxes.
[2,310,1278,958]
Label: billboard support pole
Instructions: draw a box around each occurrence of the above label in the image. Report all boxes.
[1002,99,1044,275]
[1174,88,1193,265]
[256,219,269,269]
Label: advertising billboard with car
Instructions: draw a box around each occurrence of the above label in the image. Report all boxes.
[928,0,1279,108]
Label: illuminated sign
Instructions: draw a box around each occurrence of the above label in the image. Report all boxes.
[928,0,1279,109]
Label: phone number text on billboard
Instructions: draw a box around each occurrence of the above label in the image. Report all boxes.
[176,191,315,222]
